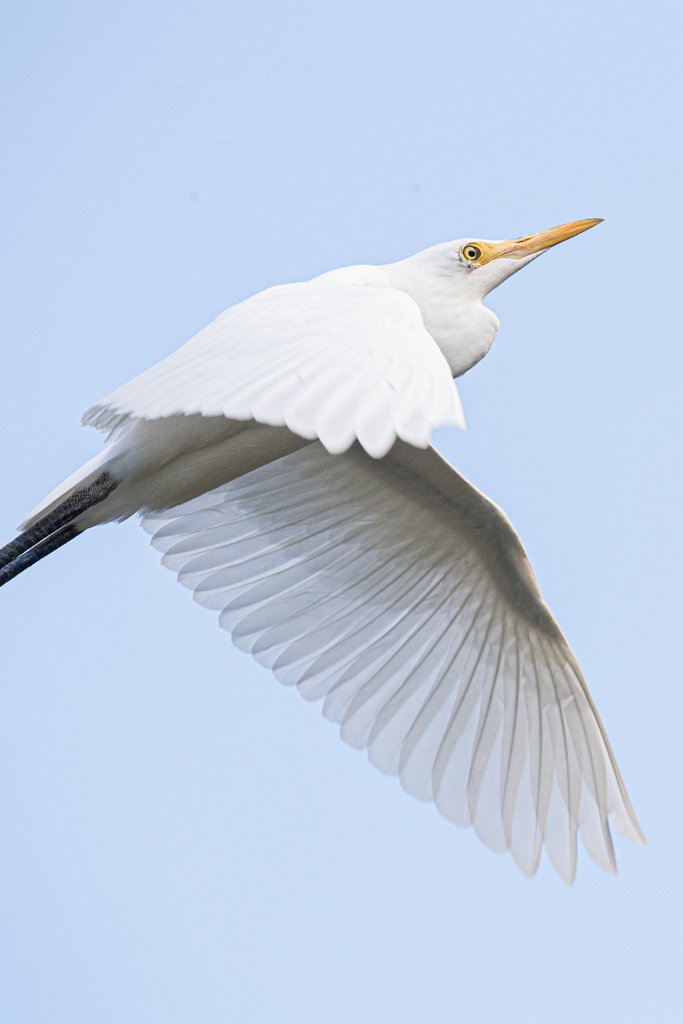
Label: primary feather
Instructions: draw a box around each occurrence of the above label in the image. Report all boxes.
[142,441,643,883]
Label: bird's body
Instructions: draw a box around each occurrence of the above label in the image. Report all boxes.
[2,218,644,881]
[23,239,503,531]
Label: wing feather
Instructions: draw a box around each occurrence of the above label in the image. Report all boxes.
[142,440,643,880]
[85,282,463,458]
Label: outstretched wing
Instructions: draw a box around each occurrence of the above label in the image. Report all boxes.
[84,282,463,458]
[141,442,643,882]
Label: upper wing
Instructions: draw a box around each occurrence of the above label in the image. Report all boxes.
[141,441,643,882]
[84,282,463,458]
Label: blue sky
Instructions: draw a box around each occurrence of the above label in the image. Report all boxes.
[1,1,681,1021]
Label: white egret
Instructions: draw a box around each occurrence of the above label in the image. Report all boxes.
[0,219,643,881]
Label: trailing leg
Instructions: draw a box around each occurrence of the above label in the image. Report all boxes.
[0,472,116,571]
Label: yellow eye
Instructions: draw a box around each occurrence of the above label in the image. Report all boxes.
[462,243,483,264]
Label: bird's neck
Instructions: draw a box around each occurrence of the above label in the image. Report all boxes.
[384,260,500,377]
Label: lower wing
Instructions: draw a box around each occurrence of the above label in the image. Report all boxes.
[142,441,643,881]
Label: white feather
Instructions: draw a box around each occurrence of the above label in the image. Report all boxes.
[83,281,464,459]
[142,441,644,882]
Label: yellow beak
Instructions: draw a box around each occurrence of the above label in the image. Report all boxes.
[475,218,603,265]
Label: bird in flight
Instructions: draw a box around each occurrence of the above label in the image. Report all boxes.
[1,218,643,881]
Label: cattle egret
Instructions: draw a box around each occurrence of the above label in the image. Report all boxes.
[0,219,643,881]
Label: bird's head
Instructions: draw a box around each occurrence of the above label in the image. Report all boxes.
[387,218,603,377]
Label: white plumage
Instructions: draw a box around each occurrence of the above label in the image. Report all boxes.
[142,442,642,883]
[84,281,464,456]
[3,218,643,881]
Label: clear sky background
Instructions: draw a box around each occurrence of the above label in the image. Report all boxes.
[1,2,681,1021]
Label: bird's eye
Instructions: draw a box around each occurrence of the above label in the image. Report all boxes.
[462,244,483,264]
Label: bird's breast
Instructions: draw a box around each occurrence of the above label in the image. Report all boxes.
[431,302,500,378]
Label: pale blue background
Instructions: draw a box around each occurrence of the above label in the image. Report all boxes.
[1,2,681,1021]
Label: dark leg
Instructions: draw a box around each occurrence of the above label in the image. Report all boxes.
[0,472,116,571]
[0,523,81,588]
